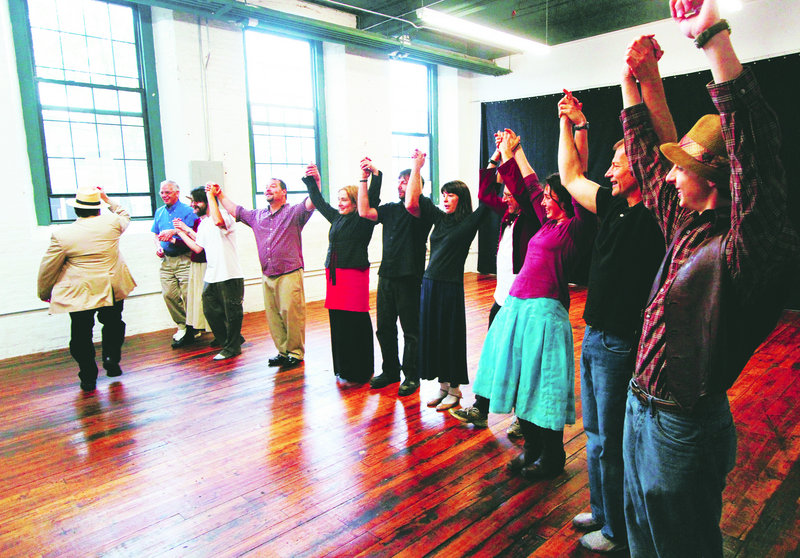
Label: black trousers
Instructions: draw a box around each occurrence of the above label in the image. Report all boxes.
[329,309,374,383]
[69,300,125,383]
[202,278,244,354]
[375,276,420,380]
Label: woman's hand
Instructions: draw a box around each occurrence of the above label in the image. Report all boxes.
[670,0,720,39]
[305,164,321,185]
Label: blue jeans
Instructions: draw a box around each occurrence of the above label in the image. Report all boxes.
[580,325,633,542]
[623,386,737,557]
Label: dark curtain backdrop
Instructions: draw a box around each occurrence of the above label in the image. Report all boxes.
[478,53,800,307]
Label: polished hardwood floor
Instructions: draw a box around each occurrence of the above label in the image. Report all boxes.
[2,273,799,557]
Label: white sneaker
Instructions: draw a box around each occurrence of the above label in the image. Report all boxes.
[573,512,602,531]
[579,530,627,554]
[173,327,186,341]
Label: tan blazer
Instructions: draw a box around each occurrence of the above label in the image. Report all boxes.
[37,202,137,314]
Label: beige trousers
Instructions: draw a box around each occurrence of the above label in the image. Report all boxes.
[262,269,305,359]
[160,254,191,328]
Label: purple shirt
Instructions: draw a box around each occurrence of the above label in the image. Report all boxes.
[236,201,313,277]
[508,191,592,311]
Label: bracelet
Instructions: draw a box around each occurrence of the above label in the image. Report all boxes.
[359,178,368,182]
[512,143,521,152]
[694,19,730,49]
[488,158,501,166]
[573,122,589,131]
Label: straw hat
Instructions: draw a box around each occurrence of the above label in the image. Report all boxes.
[67,187,104,209]
[660,114,729,185]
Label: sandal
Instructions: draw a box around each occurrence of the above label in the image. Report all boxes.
[427,389,449,407]
[436,393,461,411]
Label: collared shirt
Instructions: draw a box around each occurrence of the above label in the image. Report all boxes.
[236,201,314,277]
[151,200,197,257]
[625,67,798,399]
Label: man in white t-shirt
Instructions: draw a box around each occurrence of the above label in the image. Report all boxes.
[174,183,245,360]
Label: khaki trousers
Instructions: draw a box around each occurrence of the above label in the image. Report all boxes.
[160,254,191,328]
[262,269,305,359]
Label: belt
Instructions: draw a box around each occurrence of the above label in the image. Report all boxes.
[629,380,684,413]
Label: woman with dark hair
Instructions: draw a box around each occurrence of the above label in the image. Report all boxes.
[455,129,592,481]
[304,161,379,387]
[404,149,488,410]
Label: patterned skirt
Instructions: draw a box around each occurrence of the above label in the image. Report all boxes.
[473,296,575,430]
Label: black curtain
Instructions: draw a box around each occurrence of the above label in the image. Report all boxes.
[478,53,800,307]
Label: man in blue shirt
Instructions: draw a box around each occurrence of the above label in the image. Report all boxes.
[151,179,198,348]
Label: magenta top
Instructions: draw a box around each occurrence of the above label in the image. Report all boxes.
[507,177,593,311]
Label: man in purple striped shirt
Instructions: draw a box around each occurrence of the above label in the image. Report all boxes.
[619,1,799,556]
[218,179,315,369]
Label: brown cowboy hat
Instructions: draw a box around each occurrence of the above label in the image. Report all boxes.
[660,114,729,185]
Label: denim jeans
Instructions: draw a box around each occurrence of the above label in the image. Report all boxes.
[580,325,633,542]
[623,387,737,558]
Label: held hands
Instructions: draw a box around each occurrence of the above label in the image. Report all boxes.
[411,149,426,170]
[558,91,587,126]
[498,129,520,160]
[205,182,222,198]
[157,229,176,242]
[625,35,664,83]
[671,0,720,39]
[305,164,321,185]
[173,218,190,233]
[359,157,377,179]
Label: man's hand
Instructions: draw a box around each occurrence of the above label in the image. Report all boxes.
[173,218,191,233]
[156,247,165,258]
[671,0,720,39]
[96,186,110,205]
[305,164,321,185]
[360,157,377,178]
[498,129,519,161]
[157,229,176,242]
[411,149,426,171]
[558,94,586,126]
[205,182,221,197]
[626,35,664,84]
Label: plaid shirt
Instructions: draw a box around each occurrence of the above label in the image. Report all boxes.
[624,67,798,400]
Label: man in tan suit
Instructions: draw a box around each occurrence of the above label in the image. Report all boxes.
[38,187,136,392]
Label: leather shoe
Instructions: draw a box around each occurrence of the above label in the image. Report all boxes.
[80,381,97,392]
[281,356,303,369]
[520,458,564,481]
[506,451,535,474]
[171,334,195,349]
[369,373,400,389]
[104,363,123,377]
[268,354,288,366]
[213,349,241,361]
[397,378,419,397]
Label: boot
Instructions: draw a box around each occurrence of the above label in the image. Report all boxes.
[521,427,565,481]
[507,420,543,474]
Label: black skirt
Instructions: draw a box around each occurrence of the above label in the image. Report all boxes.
[418,277,468,385]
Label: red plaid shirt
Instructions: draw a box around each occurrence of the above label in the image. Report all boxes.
[623,68,798,400]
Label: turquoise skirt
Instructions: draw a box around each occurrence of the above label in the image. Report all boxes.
[473,296,576,430]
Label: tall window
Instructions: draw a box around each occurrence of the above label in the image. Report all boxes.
[244,31,324,207]
[390,60,437,199]
[11,0,163,223]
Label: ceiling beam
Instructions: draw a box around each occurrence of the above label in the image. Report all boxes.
[129,0,511,75]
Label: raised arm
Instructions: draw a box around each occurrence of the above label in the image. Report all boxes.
[404,149,426,218]
[303,164,336,222]
[625,35,677,144]
[215,189,239,219]
[357,157,379,221]
[671,0,742,83]
[205,183,226,228]
[557,96,599,214]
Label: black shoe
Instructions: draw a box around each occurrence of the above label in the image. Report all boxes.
[268,354,289,366]
[80,381,97,392]
[104,363,123,378]
[369,373,400,389]
[171,333,196,349]
[520,457,565,481]
[281,356,303,369]
[507,451,536,474]
[397,378,419,397]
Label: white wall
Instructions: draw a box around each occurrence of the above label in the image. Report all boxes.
[1,0,797,360]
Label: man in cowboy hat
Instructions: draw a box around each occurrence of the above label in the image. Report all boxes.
[38,186,137,392]
[618,0,799,556]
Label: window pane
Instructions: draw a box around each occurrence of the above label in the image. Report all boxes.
[97,124,123,159]
[42,121,73,158]
[48,158,78,194]
[390,61,428,133]
[71,122,99,158]
[27,0,59,30]
[118,90,142,113]
[121,125,146,159]
[88,37,115,79]
[93,88,119,112]
[38,81,68,107]
[66,85,93,109]
[61,33,90,74]
[84,2,111,39]
[31,29,63,73]
[125,160,150,193]
[113,41,139,82]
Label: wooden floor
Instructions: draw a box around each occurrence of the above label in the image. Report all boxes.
[2,273,799,557]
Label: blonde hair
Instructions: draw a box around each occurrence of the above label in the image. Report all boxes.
[338,186,358,213]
